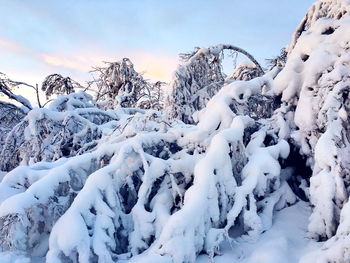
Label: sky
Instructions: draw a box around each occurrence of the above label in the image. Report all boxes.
[0,0,315,88]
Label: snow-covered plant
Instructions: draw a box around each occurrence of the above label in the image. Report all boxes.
[270,0,350,245]
[90,58,162,109]
[134,81,165,111]
[0,72,33,110]
[288,0,349,53]
[0,109,180,259]
[0,92,117,172]
[164,44,264,124]
[226,62,263,82]
[41,74,82,99]
[266,48,288,69]
[0,59,298,263]
[3,1,350,262]
[0,102,26,155]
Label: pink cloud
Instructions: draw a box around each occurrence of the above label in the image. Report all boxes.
[0,37,34,56]
[0,36,179,85]
[127,51,179,82]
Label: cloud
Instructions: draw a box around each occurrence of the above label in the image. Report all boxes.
[39,49,179,82]
[128,51,179,82]
[0,35,179,87]
[0,37,35,56]
[0,38,21,52]
[41,54,91,72]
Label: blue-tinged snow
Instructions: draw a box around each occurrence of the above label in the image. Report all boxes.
[196,202,321,263]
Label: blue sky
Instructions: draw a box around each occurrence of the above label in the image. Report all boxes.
[0,0,315,85]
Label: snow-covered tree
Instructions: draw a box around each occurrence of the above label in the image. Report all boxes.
[271,0,350,244]
[42,74,82,99]
[0,102,26,156]
[90,58,163,110]
[0,92,117,171]
[0,72,33,110]
[226,62,263,82]
[2,0,350,262]
[164,44,264,124]
[0,62,296,263]
[265,48,288,69]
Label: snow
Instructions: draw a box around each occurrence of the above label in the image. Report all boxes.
[275,14,350,132]
[0,171,6,182]
[0,252,31,263]
[196,202,321,263]
[195,67,280,134]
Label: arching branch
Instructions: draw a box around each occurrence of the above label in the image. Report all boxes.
[182,44,264,75]
[220,44,264,75]
[164,44,265,124]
